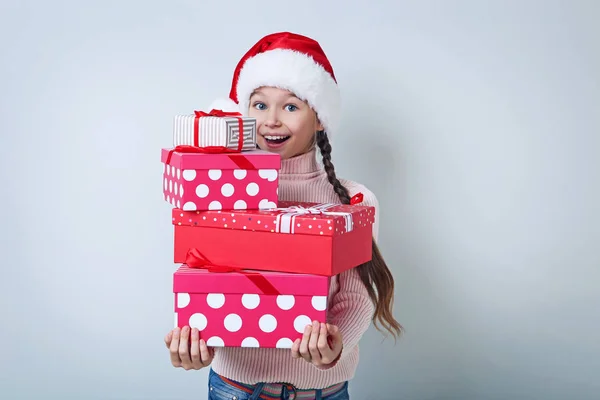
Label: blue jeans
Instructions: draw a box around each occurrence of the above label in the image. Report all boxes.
[208,368,350,400]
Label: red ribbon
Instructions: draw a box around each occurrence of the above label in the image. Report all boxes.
[165,109,249,165]
[350,192,364,205]
[193,109,245,151]
[165,145,257,168]
[184,248,281,295]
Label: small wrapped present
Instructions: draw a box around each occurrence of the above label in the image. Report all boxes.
[173,109,256,151]
[161,148,280,211]
[173,263,330,348]
[171,196,375,276]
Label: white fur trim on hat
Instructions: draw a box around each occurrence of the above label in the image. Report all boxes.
[235,48,341,136]
[208,97,241,114]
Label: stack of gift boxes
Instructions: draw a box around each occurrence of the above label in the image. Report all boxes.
[160,109,376,349]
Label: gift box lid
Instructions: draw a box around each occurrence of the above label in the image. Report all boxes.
[173,264,330,295]
[161,148,281,170]
[172,199,375,236]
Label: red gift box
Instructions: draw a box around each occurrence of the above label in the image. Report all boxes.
[173,264,330,348]
[161,148,280,211]
[172,200,375,276]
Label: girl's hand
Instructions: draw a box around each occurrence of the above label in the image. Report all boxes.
[291,321,343,368]
[164,326,214,370]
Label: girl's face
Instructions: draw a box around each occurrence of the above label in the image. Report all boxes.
[247,86,323,160]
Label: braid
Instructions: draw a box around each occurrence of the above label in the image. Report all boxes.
[316,130,403,340]
[316,131,351,205]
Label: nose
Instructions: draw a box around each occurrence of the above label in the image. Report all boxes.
[263,108,282,128]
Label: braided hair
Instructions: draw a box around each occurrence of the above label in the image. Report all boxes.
[316,130,402,339]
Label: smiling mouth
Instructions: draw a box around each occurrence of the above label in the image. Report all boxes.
[263,135,291,144]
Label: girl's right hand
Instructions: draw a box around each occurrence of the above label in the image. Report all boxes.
[164,326,214,370]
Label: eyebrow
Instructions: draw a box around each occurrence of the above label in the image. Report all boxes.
[249,90,302,102]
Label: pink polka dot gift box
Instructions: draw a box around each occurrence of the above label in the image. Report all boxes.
[171,196,375,277]
[161,148,280,212]
[173,263,330,348]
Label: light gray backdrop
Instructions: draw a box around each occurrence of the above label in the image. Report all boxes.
[1,1,598,399]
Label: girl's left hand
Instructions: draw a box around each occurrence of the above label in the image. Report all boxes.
[291,321,343,368]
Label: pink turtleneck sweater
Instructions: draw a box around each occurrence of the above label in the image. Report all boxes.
[210,148,380,389]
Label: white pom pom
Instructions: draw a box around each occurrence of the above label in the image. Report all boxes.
[208,97,241,114]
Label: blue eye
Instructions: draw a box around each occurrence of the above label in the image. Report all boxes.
[285,104,298,112]
[253,102,267,110]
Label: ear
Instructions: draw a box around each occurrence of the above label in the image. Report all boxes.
[316,116,324,132]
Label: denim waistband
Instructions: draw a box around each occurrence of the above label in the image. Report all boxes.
[219,375,346,399]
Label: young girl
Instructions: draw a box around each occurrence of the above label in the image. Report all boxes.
[164,32,402,399]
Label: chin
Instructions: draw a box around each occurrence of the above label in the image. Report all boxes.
[257,137,294,158]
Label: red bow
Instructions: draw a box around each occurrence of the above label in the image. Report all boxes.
[350,192,364,205]
[192,109,245,151]
[194,109,241,118]
[185,248,281,295]
[165,144,247,164]
[165,108,248,164]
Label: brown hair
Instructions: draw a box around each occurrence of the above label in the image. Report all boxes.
[316,130,403,340]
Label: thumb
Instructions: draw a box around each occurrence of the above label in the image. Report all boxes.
[326,323,340,337]
[164,330,173,348]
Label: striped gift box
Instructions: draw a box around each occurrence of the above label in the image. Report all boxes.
[172,114,257,151]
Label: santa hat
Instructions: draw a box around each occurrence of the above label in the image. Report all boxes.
[209,32,341,137]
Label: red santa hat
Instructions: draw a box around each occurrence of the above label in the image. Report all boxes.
[210,32,341,137]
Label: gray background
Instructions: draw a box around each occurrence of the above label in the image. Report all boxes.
[1,1,598,399]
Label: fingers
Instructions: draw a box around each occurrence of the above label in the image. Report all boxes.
[317,323,333,363]
[291,338,301,359]
[327,323,343,350]
[169,326,213,370]
[308,321,321,363]
[169,328,182,367]
[189,328,201,368]
[178,326,192,369]
[299,324,312,362]
[199,339,213,366]
[327,323,340,337]
[164,330,173,349]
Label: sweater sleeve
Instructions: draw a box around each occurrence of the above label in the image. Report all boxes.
[317,185,379,368]
[340,180,380,242]
[358,187,380,243]
[324,267,375,366]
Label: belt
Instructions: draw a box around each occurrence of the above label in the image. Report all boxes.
[220,376,346,399]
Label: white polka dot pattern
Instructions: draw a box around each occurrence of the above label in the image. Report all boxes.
[170,198,376,237]
[258,169,278,182]
[206,336,224,346]
[242,294,260,309]
[311,296,327,311]
[161,150,279,212]
[182,169,196,181]
[208,201,222,210]
[208,169,222,180]
[221,183,234,197]
[173,268,329,348]
[241,337,260,347]
[188,313,208,330]
[246,182,259,196]
[294,315,312,334]
[177,293,191,308]
[276,338,294,348]
[233,169,247,180]
[259,314,277,333]
[206,293,225,309]
[276,295,295,310]
[196,184,209,198]
[234,200,247,210]
[224,313,243,332]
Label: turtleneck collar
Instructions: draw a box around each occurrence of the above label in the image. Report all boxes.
[279,148,323,177]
